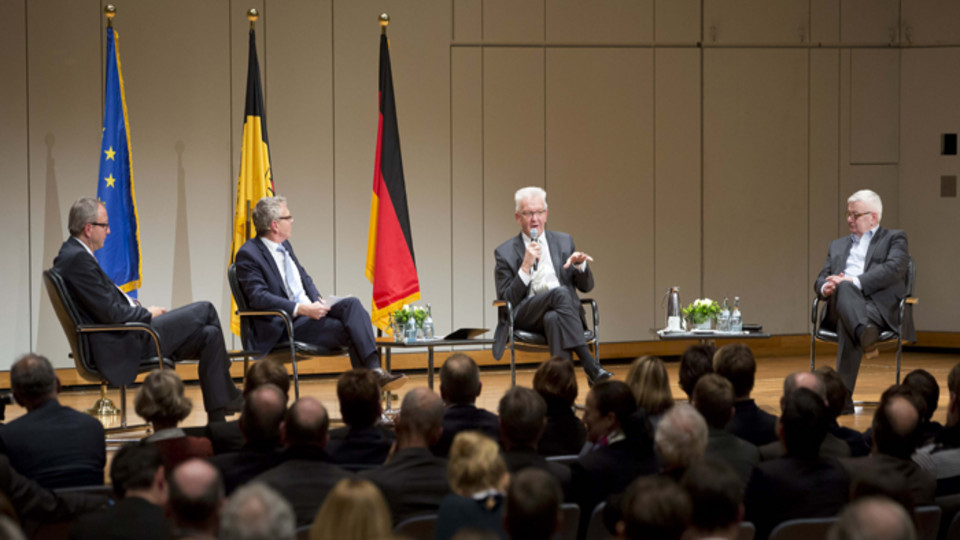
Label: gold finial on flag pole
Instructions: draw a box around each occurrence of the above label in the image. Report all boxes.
[379,13,389,35]
[248,8,259,29]
[104,4,116,28]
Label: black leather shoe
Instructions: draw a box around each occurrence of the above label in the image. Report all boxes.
[374,369,408,391]
[859,323,880,350]
[587,368,614,387]
[223,393,245,415]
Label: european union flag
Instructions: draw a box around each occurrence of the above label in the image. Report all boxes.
[96,28,141,297]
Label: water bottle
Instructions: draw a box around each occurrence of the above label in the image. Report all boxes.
[730,297,743,333]
[423,303,435,340]
[718,297,731,332]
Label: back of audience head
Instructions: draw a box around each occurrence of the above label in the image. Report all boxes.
[873,385,924,460]
[826,496,917,540]
[244,359,290,399]
[625,356,675,416]
[220,483,295,540]
[282,397,329,448]
[655,404,708,472]
[713,344,756,400]
[505,468,562,540]
[617,475,691,540]
[779,387,828,459]
[0,516,25,540]
[681,459,744,539]
[533,357,579,411]
[168,459,224,535]
[134,368,192,429]
[902,369,939,424]
[499,387,547,450]
[441,353,482,405]
[585,380,638,443]
[309,478,391,540]
[396,387,444,447]
[111,441,166,502]
[447,431,508,497]
[679,344,716,399]
[816,366,849,421]
[692,374,735,429]
[850,474,914,515]
[783,371,826,401]
[241,384,288,446]
[10,353,59,409]
[336,369,381,429]
[948,362,960,426]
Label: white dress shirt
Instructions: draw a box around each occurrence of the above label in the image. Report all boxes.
[517,232,586,297]
[259,237,309,315]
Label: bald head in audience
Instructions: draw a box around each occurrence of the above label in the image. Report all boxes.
[396,387,444,448]
[169,459,225,537]
[441,353,483,405]
[240,384,287,446]
[827,496,917,540]
[281,397,330,448]
[873,386,923,460]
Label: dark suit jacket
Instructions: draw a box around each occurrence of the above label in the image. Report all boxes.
[431,403,500,457]
[758,432,852,461]
[538,402,587,456]
[744,456,850,540]
[830,422,871,457]
[184,421,244,455]
[70,496,172,540]
[326,425,395,466]
[503,447,571,497]
[492,231,594,360]
[53,238,154,386]
[706,427,760,483]
[207,441,281,494]
[150,435,214,471]
[841,453,936,506]
[435,493,507,540]
[361,447,450,525]
[0,399,105,489]
[814,227,915,340]
[727,399,778,447]
[234,237,321,355]
[252,445,354,528]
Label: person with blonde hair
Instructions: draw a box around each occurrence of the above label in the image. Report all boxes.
[136,368,213,469]
[435,432,510,540]
[309,478,392,540]
[625,356,675,425]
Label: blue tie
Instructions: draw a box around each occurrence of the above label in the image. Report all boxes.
[277,245,304,302]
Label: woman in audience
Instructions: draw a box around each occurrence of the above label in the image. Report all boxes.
[135,369,213,469]
[533,357,587,455]
[435,431,510,540]
[625,356,675,427]
[309,478,392,540]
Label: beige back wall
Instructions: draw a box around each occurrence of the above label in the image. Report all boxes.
[2,0,958,371]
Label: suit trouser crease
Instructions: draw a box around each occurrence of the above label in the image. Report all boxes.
[283,297,378,371]
[513,287,600,374]
[830,282,888,396]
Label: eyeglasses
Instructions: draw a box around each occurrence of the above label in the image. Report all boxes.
[846,211,872,220]
[90,222,110,229]
[519,210,546,218]
[276,215,294,221]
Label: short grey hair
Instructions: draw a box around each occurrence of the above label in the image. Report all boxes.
[252,196,288,237]
[848,189,883,221]
[514,187,548,213]
[68,197,104,237]
[827,496,916,540]
[220,483,295,540]
[655,404,708,469]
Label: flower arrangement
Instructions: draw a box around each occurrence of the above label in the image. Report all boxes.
[391,305,426,329]
[682,298,721,325]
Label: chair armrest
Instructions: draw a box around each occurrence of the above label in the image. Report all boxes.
[492,299,511,310]
[811,296,822,326]
[77,322,164,368]
[905,297,918,305]
[235,308,295,349]
[580,298,599,329]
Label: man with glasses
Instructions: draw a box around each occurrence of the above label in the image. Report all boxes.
[53,197,243,422]
[234,196,405,390]
[493,187,612,384]
[814,189,913,412]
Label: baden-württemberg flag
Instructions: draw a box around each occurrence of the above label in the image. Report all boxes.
[365,33,420,333]
[230,27,275,335]
[97,27,141,298]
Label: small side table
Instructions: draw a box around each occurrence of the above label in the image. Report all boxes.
[377,337,494,409]
[655,329,771,345]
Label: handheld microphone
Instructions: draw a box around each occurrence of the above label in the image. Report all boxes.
[530,228,539,271]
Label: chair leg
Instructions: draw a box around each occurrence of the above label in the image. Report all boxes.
[810,331,816,373]
[896,335,903,385]
[509,335,516,388]
[86,384,121,417]
[291,357,300,400]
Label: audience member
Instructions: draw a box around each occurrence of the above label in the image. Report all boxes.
[532,357,586,456]
[136,369,213,471]
[436,432,509,540]
[432,354,500,457]
[208,384,286,494]
[167,459,224,540]
[0,354,105,488]
[326,369,395,465]
[252,397,352,527]
[219,483,295,540]
[625,356,675,426]
[744,388,849,540]
[681,459,745,540]
[914,362,960,495]
[902,369,943,446]
[0,515,25,540]
[714,344,778,446]
[678,344,716,400]
[616,475,691,540]
[692,374,760,483]
[826,496,917,540]
[841,385,936,506]
[70,442,171,540]
[504,469,562,540]
[758,371,851,460]
[848,472,915,513]
[308,478,391,540]
[498,387,570,493]
[655,404,708,479]
[817,366,871,457]
[362,388,450,525]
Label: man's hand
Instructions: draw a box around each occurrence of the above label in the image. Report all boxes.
[521,240,542,274]
[298,301,330,320]
[563,251,594,269]
[821,273,854,296]
[147,306,167,317]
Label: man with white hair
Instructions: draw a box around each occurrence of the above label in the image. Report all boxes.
[220,483,295,540]
[655,404,708,478]
[493,187,612,384]
[814,189,913,411]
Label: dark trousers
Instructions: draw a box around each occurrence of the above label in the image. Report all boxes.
[286,297,378,370]
[514,287,596,369]
[146,301,240,412]
[828,281,887,397]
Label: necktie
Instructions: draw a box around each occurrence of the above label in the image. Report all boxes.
[277,246,304,302]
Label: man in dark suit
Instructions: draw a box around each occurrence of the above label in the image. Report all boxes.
[252,397,353,528]
[757,371,851,461]
[815,189,914,408]
[692,374,760,484]
[0,354,105,489]
[493,187,612,384]
[53,197,242,421]
[234,196,403,390]
[431,354,500,457]
[498,387,571,496]
[326,369,395,466]
[362,387,451,525]
[714,344,778,446]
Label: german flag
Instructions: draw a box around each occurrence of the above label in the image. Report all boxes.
[365,32,420,333]
[229,27,275,336]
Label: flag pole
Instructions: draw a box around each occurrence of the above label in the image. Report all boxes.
[248,8,259,28]
[380,12,389,34]
[104,4,115,28]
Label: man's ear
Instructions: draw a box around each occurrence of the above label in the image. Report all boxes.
[476,381,483,398]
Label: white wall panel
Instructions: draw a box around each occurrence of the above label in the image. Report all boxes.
[656,0,701,44]
[840,0,899,44]
[850,49,899,164]
[546,0,652,44]
[902,0,960,45]
[704,0,808,44]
